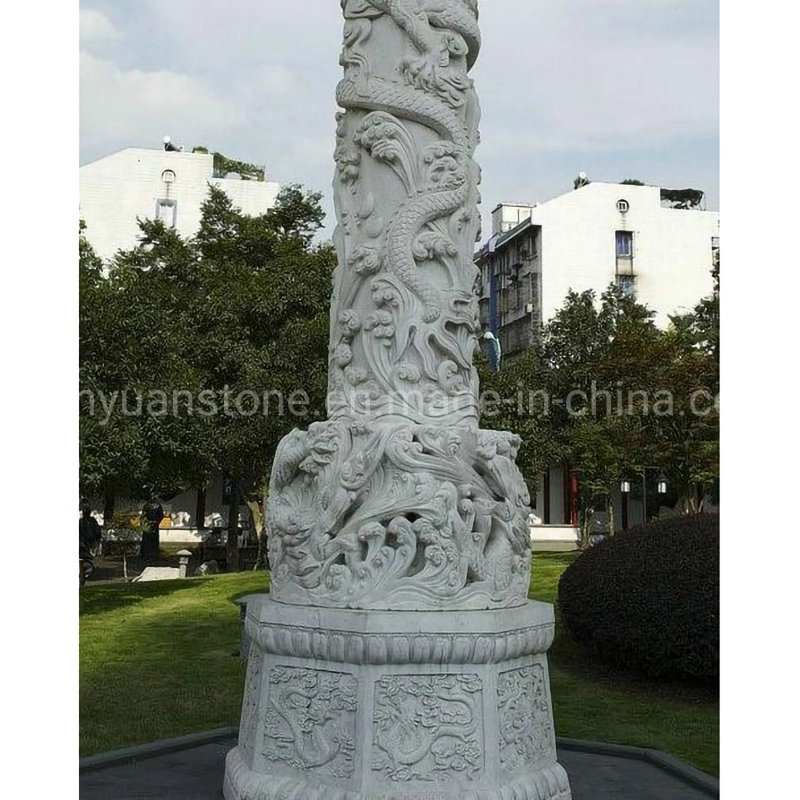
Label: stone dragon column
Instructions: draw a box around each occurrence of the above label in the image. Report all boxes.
[224,2,572,797]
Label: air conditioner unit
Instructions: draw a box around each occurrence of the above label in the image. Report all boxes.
[616,261,635,277]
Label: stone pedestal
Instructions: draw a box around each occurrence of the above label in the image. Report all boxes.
[224,596,571,800]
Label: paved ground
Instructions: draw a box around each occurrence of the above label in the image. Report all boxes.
[80,738,714,799]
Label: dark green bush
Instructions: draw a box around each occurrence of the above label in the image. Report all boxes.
[557,513,719,684]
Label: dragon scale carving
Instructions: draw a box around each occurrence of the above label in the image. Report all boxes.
[265,0,533,610]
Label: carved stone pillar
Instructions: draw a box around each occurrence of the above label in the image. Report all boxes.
[224,2,571,797]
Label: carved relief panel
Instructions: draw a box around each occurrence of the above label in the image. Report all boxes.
[263,666,358,779]
[372,673,484,783]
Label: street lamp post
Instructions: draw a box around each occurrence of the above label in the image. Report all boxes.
[620,477,631,530]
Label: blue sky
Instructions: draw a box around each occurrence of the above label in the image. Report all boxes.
[80,0,719,238]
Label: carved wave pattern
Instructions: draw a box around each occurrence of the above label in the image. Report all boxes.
[266,420,531,609]
[264,0,533,612]
[331,0,483,425]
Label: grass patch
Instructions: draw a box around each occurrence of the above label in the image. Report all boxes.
[80,572,266,756]
[80,554,718,775]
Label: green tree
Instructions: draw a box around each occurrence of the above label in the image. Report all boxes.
[478,347,564,499]
[190,185,332,568]
[646,332,719,513]
[481,283,719,545]
[80,219,211,500]
[541,287,656,541]
[670,255,720,362]
[663,259,720,510]
[79,184,333,568]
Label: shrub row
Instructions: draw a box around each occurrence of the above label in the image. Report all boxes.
[557,513,719,684]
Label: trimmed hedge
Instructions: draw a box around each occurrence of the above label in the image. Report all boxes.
[557,513,719,684]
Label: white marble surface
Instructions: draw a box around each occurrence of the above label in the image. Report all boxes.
[224,598,571,800]
[226,2,570,796]
[132,567,180,582]
[264,0,533,613]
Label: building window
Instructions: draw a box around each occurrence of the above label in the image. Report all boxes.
[711,236,720,249]
[616,199,630,213]
[155,199,177,228]
[617,275,636,296]
[161,169,176,185]
[616,230,633,258]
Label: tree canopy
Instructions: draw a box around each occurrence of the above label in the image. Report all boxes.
[480,279,720,541]
[79,185,333,549]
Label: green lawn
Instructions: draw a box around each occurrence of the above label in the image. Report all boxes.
[80,554,718,775]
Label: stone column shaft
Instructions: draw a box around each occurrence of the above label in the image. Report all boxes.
[224,3,572,797]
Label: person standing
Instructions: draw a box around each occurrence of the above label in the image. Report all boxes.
[79,499,102,585]
[79,499,102,556]
[140,499,164,563]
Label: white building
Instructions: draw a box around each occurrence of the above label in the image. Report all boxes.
[80,146,281,261]
[477,181,720,355]
[476,180,720,546]
[81,144,281,546]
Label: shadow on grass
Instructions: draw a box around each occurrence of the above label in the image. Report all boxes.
[549,614,719,706]
[227,574,270,606]
[534,552,579,566]
[80,578,206,618]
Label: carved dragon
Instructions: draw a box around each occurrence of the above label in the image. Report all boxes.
[337,0,479,323]
[264,668,356,777]
[264,0,534,612]
[373,674,482,781]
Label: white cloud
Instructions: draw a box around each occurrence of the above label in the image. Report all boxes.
[255,65,300,98]
[80,0,718,224]
[475,1,718,154]
[80,51,245,156]
[80,8,119,45]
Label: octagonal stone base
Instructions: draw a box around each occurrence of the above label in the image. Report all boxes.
[223,597,572,800]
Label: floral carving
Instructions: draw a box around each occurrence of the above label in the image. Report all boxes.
[372,674,483,782]
[263,667,358,778]
[497,665,555,772]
